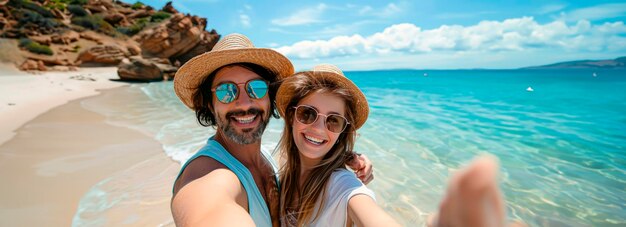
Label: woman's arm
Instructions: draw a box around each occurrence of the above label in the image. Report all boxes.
[347,194,401,227]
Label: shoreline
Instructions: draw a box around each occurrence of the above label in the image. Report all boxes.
[0,87,179,226]
[0,66,127,145]
[0,65,180,226]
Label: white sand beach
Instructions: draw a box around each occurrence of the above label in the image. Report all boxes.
[0,65,179,226]
[0,65,125,144]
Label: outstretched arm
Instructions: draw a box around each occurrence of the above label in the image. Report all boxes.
[171,158,254,227]
[430,155,509,227]
[347,194,401,227]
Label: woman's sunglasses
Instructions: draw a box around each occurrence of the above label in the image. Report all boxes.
[293,105,350,133]
[211,79,269,104]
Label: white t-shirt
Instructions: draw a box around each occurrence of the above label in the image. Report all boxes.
[307,168,376,227]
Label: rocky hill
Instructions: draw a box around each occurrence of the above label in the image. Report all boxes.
[522,56,626,69]
[0,0,220,81]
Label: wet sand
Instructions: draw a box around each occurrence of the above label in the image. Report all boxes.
[0,67,180,226]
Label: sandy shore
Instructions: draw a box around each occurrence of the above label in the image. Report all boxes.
[0,66,125,144]
[0,65,180,226]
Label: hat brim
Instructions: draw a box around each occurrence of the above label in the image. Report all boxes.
[174,48,294,110]
[276,72,369,130]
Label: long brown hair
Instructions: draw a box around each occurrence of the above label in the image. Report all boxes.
[277,71,357,226]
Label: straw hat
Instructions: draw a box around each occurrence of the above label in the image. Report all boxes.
[174,33,294,109]
[276,64,369,130]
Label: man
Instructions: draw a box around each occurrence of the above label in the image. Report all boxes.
[170,33,373,227]
[171,33,512,227]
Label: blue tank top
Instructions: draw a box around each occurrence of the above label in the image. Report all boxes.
[174,137,279,227]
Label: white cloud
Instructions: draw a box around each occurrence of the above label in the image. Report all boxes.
[560,3,626,21]
[538,4,567,14]
[271,3,328,26]
[275,17,626,60]
[380,3,402,17]
[356,2,406,18]
[240,14,251,27]
[359,6,373,15]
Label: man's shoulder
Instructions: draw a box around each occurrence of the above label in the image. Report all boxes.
[173,156,233,195]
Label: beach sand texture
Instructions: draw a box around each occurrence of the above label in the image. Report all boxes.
[0,65,179,226]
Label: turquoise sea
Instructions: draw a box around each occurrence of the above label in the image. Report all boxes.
[75,69,625,226]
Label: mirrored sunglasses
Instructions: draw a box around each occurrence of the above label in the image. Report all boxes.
[212,79,269,104]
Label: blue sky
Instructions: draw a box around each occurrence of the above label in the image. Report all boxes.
[139,0,626,70]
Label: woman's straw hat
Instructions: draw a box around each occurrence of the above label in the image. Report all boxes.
[276,64,369,130]
[174,33,294,110]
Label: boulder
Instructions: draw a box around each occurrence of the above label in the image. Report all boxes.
[116,1,131,8]
[135,14,205,59]
[153,60,178,80]
[126,44,141,56]
[84,4,107,13]
[162,1,178,14]
[77,45,128,65]
[51,30,79,44]
[19,59,39,71]
[19,59,47,71]
[174,29,219,64]
[25,53,73,66]
[80,31,103,44]
[0,17,9,30]
[37,60,46,71]
[97,0,115,9]
[128,9,151,19]
[117,7,134,15]
[29,35,51,45]
[117,56,163,81]
[104,12,126,25]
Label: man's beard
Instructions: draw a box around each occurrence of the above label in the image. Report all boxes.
[218,108,269,145]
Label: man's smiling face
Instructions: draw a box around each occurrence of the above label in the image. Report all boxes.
[212,65,271,145]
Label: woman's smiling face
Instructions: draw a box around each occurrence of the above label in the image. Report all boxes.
[292,92,347,163]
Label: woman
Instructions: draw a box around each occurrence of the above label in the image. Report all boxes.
[275,64,401,226]
[275,64,509,227]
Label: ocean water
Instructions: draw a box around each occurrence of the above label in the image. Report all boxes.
[75,69,625,226]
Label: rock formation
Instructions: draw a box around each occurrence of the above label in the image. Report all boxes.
[0,0,221,81]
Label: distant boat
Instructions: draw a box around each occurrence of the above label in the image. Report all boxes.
[526,86,534,92]
[593,72,597,77]
[423,73,428,77]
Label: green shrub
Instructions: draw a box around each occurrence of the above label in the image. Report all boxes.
[44,0,68,11]
[9,0,55,17]
[116,18,149,36]
[71,15,118,36]
[131,1,144,10]
[150,11,171,22]
[18,37,33,47]
[15,9,61,32]
[71,15,100,30]
[67,4,88,16]
[70,0,89,5]
[20,39,54,55]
